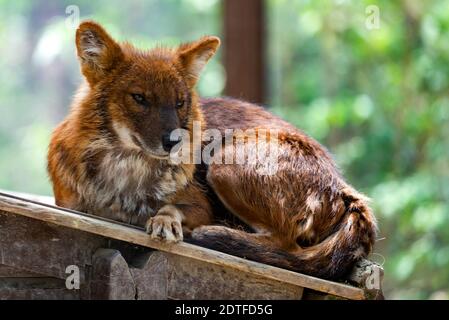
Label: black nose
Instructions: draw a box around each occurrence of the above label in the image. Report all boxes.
[162,133,180,152]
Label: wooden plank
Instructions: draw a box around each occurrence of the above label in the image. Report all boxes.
[348,259,384,300]
[0,192,366,300]
[90,249,136,300]
[131,251,303,300]
[0,211,106,281]
[0,265,46,278]
[0,277,79,300]
[223,0,266,104]
[0,189,54,205]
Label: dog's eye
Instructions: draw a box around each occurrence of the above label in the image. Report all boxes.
[131,93,146,105]
[176,99,184,109]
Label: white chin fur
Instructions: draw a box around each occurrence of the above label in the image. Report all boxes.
[112,122,141,150]
[112,121,169,159]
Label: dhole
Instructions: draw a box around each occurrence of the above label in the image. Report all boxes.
[47,21,377,280]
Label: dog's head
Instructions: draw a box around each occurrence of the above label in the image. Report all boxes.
[75,21,220,159]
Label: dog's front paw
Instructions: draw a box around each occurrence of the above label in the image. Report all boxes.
[145,206,183,242]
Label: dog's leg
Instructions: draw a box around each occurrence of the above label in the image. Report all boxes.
[146,204,184,241]
[146,182,213,242]
[206,161,297,249]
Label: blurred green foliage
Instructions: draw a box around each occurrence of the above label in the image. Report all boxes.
[0,0,447,299]
[268,0,449,299]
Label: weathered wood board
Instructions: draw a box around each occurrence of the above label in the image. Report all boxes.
[0,191,383,300]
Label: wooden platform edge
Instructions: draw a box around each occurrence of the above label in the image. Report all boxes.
[0,191,366,300]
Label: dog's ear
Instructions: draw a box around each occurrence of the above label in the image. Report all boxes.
[76,21,123,85]
[178,36,220,87]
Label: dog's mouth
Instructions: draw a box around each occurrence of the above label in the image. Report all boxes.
[131,135,170,160]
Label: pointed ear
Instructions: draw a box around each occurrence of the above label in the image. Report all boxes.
[75,21,123,85]
[178,36,220,87]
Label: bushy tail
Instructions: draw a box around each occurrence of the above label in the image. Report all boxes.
[186,190,377,280]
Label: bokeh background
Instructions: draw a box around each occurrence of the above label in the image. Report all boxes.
[0,0,448,299]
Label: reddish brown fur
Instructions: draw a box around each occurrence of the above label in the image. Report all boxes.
[48,21,377,280]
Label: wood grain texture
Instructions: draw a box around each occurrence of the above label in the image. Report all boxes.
[0,265,46,278]
[0,189,54,205]
[0,192,366,300]
[348,258,384,300]
[90,249,136,299]
[0,211,105,281]
[0,281,80,300]
[131,251,303,300]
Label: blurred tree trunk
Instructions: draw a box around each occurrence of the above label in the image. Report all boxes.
[223,0,266,105]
